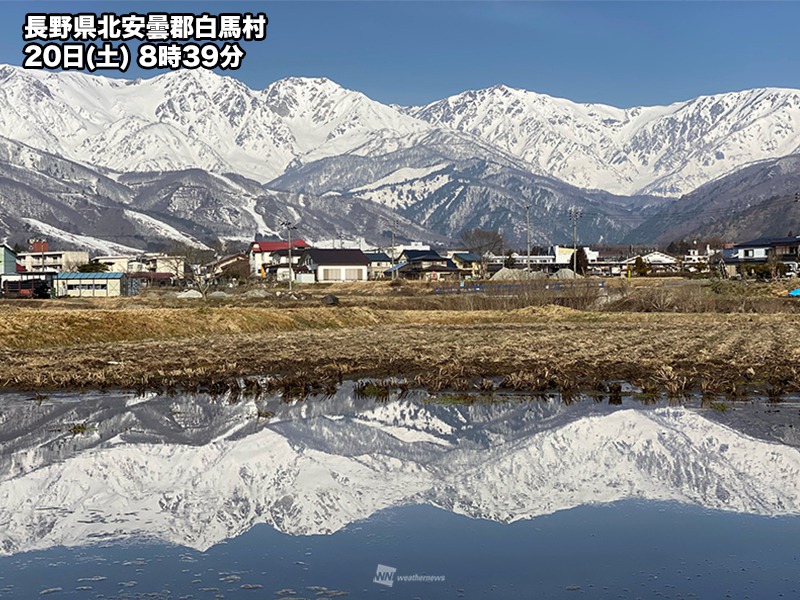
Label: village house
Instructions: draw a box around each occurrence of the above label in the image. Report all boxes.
[623,251,680,274]
[300,248,370,282]
[248,239,310,277]
[364,252,393,279]
[722,236,800,277]
[680,245,716,272]
[262,247,308,282]
[90,253,186,278]
[726,238,772,266]
[207,253,249,284]
[389,249,458,280]
[449,252,482,279]
[91,255,136,272]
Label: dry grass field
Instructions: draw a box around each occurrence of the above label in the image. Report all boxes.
[2,279,800,395]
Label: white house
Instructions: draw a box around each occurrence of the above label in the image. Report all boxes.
[364,252,393,279]
[248,239,310,277]
[623,251,679,272]
[91,255,137,272]
[301,249,369,282]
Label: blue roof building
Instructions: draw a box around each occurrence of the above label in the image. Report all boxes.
[54,272,132,297]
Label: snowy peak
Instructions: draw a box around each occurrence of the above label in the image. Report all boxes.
[0,65,428,183]
[261,75,428,155]
[1,64,799,197]
[2,64,800,241]
[408,83,800,195]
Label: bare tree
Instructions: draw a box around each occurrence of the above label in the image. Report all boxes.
[166,242,217,298]
[460,228,504,278]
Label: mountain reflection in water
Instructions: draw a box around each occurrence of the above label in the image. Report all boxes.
[0,383,799,556]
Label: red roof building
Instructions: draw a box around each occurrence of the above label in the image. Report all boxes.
[248,239,310,278]
[249,239,309,254]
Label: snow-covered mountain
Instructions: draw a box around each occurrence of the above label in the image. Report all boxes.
[269,128,667,244]
[0,65,427,184]
[0,135,446,251]
[3,64,800,198]
[407,85,800,196]
[626,154,800,244]
[2,64,800,246]
[1,388,798,555]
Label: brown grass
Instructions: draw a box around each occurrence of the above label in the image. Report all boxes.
[2,302,800,395]
[0,304,603,350]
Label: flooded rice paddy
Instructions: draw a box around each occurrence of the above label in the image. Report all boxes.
[0,383,799,598]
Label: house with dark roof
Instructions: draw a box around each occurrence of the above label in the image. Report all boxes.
[301,249,370,282]
[248,239,310,278]
[365,252,392,279]
[450,252,482,279]
[723,236,800,276]
[389,249,459,281]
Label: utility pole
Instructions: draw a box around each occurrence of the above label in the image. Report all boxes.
[568,206,582,273]
[525,205,531,271]
[391,214,397,280]
[282,220,297,292]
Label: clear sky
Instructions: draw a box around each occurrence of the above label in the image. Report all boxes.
[1,1,799,108]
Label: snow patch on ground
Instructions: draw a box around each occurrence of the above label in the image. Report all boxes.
[123,210,210,249]
[21,218,143,254]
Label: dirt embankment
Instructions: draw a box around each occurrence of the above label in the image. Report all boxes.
[1,304,799,396]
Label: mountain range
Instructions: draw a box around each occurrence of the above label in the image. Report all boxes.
[2,65,800,250]
[1,387,799,555]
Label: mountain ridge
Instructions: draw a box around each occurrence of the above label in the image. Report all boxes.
[2,65,800,247]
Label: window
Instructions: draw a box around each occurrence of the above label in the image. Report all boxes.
[344,268,363,281]
[322,268,341,281]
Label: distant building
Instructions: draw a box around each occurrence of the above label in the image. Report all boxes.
[208,253,249,282]
[722,236,800,276]
[248,239,310,277]
[390,249,458,280]
[300,249,369,282]
[623,251,679,273]
[549,245,599,268]
[364,252,392,279]
[681,245,714,272]
[450,252,482,279]
[1,244,17,275]
[91,253,187,280]
[54,272,131,297]
[91,255,137,272]
[17,240,88,273]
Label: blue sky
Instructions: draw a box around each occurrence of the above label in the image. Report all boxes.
[1,1,799,107]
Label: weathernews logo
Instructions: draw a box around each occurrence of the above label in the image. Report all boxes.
[373,564,397,587]
[373,564,445,587]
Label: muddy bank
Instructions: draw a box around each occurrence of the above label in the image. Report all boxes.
[1,309,799,395]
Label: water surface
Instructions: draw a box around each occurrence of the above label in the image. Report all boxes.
[0,385,798,598]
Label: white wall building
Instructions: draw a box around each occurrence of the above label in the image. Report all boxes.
[301,249,369,282]
[17,250,89,272]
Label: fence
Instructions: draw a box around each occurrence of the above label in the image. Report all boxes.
[433,279,606,296]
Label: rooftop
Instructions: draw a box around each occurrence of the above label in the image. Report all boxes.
[55,272,126,280]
